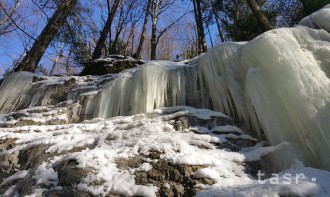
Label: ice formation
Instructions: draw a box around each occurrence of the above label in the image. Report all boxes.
[1,5,330,173]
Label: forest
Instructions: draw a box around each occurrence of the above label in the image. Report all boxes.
[0,0,328,76]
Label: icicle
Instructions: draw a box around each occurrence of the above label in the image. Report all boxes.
[0,72,34,113]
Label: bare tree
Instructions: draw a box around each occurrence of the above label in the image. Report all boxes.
[14,0,78,72]
[49,42,65,76]
[92,0,121,59]
[149,0,189,60]
[192,0,207,54]
[110,0,140,54]
[0,0,33,37]
[134,0,152,58]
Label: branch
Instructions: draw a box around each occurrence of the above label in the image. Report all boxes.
[31,0,50,19]
[0,2,35,40]
[156,11,190,44]
[0,0,20,26]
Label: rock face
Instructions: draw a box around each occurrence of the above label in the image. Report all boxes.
[80,55,145,76]
[0,105,292,197]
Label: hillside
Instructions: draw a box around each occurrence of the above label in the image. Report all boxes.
[1,4,330,197]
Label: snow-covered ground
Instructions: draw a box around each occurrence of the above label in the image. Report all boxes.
[1,106,330,196]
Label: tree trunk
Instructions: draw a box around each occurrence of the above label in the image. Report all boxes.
[150,20,157,60]
[245,0,272,32]
[14,0,77,72]
[192,0,200,53]
[214,14,225,42]
[193,0,207,54]
[211,6,225,42]
[65,49,73,74]
[150,0,159,60]
[106,0,111,55]
[196,0,207,53]
[126,21,137,55]
[92,0,120,59]
[134,0,152,59]
[111,0,125,54]
[207,24,213,48]
[49,42,65,76]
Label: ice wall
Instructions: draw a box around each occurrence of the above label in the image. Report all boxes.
[0,72,34,113]
[198,26,330,170]
[195,4,330,169]
[1,5,330,170]
[90,62,200,118]
[243,27,330,170]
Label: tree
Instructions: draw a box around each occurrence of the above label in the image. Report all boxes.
[210,0,277,41]
[210,0,225,42]
[49,42,65,76]
[150,0,160,60]
[14,0,78,72]
[300,0,330,16]
[245,0,272,31]
[134,0,152,58]
[92,0,121,59]
[192,0,207,54]
[110,0,141,54]
[149,0,188,60]
[110,0,126,53]
[0,0,20,36]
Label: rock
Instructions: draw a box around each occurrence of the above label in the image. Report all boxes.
[32,76,47,82]
[0,106,69,128]
[0,106,277,196]
[115,155,144,169]
[134,152,207,197]
[55,159,93,186]
[80,56,144,76]
[0,138,15,151]
[18,144,52,169]
[0,151,19,185]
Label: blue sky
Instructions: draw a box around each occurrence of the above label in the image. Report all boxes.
[0,0,218,76]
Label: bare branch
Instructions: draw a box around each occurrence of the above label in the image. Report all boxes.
[0,1,36,40]
[156,11,190,44]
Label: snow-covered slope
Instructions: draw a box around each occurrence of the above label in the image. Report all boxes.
[1,106,330,196]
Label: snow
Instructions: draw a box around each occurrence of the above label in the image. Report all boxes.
[212,125,243,134]
[157,106,229,120]
[299,4,330,32]
[0,170,29,186]
[0,107,307,196]
[196,161,330,197]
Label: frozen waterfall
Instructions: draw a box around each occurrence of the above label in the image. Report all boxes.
[1,5,330,170]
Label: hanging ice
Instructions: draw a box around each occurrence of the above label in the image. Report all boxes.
[1,5,330,170]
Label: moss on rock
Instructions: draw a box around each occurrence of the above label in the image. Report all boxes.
[80,56,144,76]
